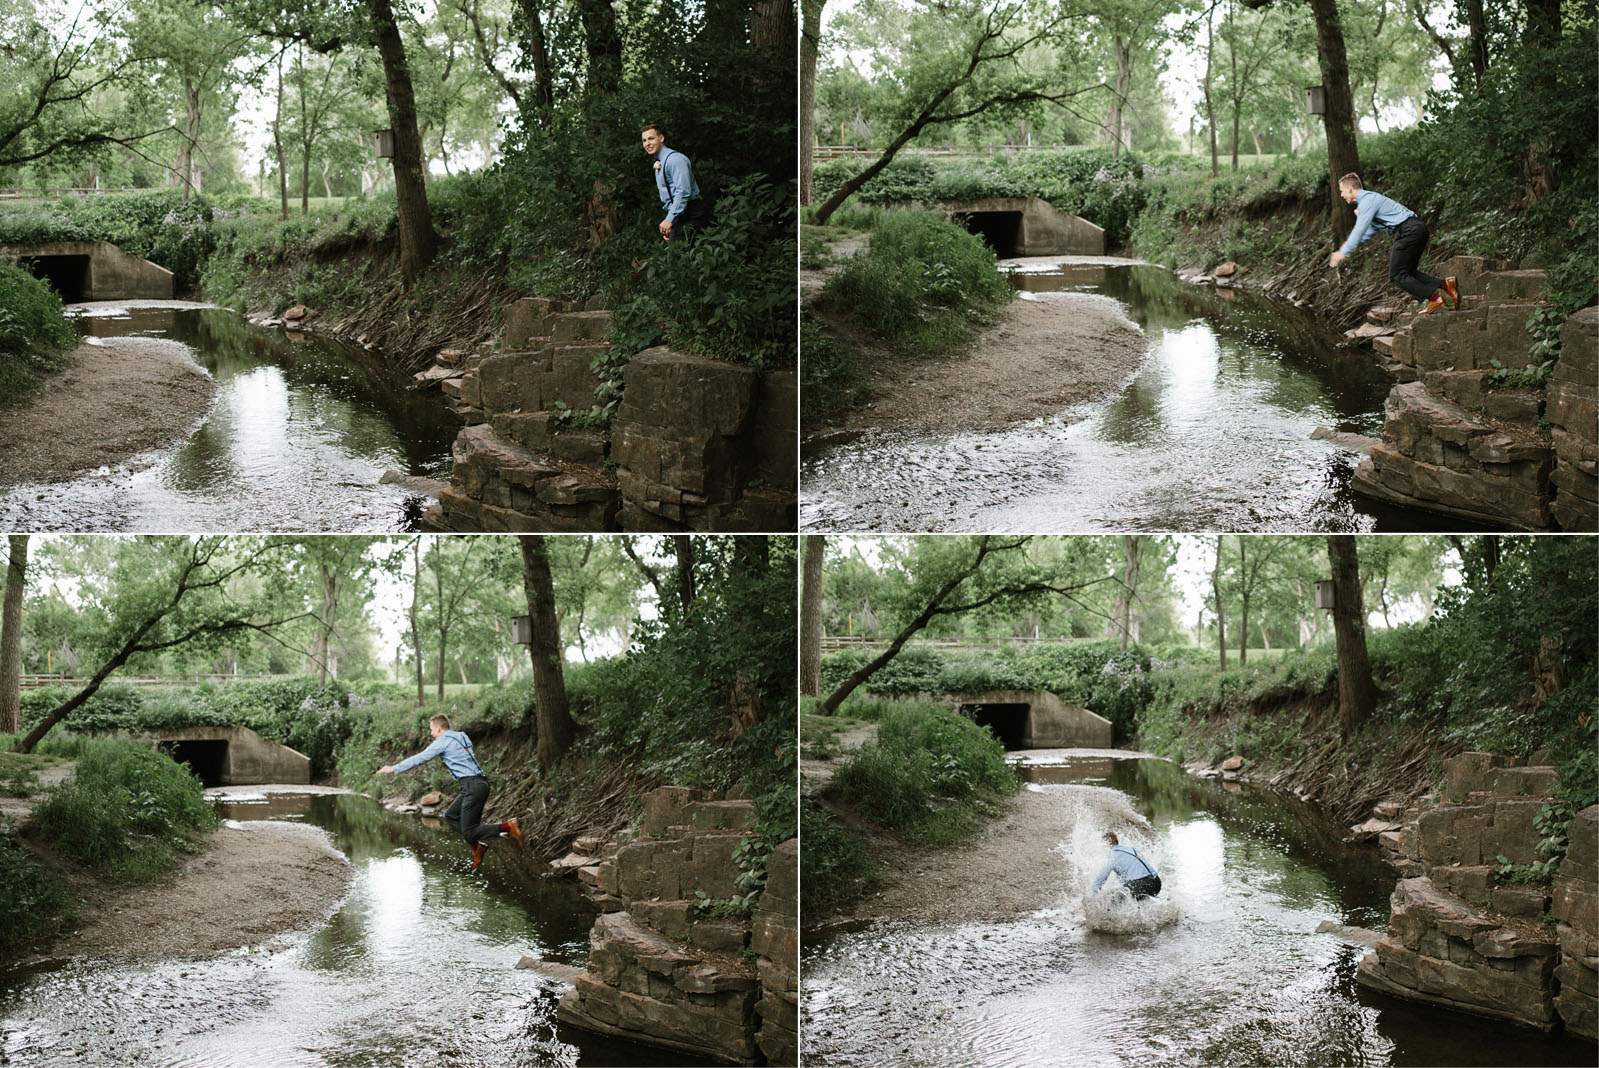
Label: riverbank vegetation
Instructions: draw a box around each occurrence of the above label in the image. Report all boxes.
[800,534,1596,910]
[0,263,81,403]
[803,0,1596,403]
[0,535,796,956]
[1,0,794,414]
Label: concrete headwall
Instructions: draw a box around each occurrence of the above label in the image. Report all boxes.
[932,197,1105,256]
[950,689,1113,748]
[1,240,174,300]
[144,725,310,785]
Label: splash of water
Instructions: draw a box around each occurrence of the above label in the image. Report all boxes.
[1043,783,1182,934]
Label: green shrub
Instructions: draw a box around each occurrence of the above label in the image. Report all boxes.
[800,316,867,418]
[821,210,1011,356]
[0,261,78,402]
[833,701,1017,845]
[0,833,73,954]
[28,737,217,880]
[799,798,875,912]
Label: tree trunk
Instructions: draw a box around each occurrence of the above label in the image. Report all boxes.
[176,78,201,199]
[517,0,554,118]
[1464,0,1488,85]
[1114,535,1141,652]
[1327,535,1376,733]
[576,0,622,96]
[673,536,695,617]
[1306,0,1360,238]
[1213,536,1227,670]
[1103,35,1132,159]
[800,535,825,695]
[1238,537,1249,666]
[1203,8,1219,177]
[368,0,438,281]
[520,536,575,769]
[410,538,424,706]
[800,0,825,205]
[273,55,289,221]
[0,535,27,735]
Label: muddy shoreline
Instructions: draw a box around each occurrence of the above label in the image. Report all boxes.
[807,257,1151,440]
[0,301,221,484]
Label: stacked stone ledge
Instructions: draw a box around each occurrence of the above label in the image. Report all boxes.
[1357,752,1596,1035]
[1552,805,1598,1040]
[1547,307,1598,531]
[558,786,797,1065]
[425,297,797,531]
[1351,259,1596,529]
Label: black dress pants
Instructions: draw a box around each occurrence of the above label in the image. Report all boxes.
[445,775,501,844]
[1389,217,1443,302]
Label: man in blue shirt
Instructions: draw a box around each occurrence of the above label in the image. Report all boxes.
[641,122,706,244]
[378,714,522,872]
[1328,173,1458,314]
[1088,831,1162,900]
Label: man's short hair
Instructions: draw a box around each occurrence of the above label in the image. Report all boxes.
[1339,172,1363,189]
[430,714,451,730]
[640,122,664,138]
[1104,830,1119,846]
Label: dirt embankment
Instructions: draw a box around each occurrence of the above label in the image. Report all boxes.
[812,288,1150,437]
[17,819,353,969]
[0,319,217,484]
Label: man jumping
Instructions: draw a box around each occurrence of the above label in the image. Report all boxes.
[1088,831,1162,901]
[378,714,523,873]
[1328,173,1459,315]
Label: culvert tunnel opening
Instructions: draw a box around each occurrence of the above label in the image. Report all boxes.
[20,255,90,302]
[962,702,1030,750]
[954,211,1023,257]
[160,739,229,786]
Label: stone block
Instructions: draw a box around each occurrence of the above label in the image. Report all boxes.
[504,297,563,348]
[1487,798,1548,866]
[641,786,703,837]
[1548,380,1598,442]
[478,351,553,412]
[1564,805,1599,883]
[1430,865,1495,907]
[551,310,613,343]
[1482,270,1547,302]
[1446,753,1516,800]
[1481,389,1543,424]
[548,429,609,466]
[545,345,604,408]
[753,369,798,492]
[1490,885,1550,919]
[688,800,757,833]
[1418,804,1492,866]
[1488,765,1560,799]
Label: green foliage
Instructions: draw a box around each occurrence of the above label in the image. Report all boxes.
[832,701,1018,845]
[821,209,1011,356]
[0,833,73,955]
[799,798,875,912]
[799,316,867,418]
[0,261,78,402]
[28,737,217,880]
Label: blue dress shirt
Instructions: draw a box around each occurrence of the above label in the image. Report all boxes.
[654,146,700,223]
[391,730,484,780]
[1089,844,1159,893]
[1340,189,1417,257]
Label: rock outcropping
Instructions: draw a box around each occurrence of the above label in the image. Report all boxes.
[1356,752,1597,1036]
[419,297,796,531]
[1349,260,1595,531]
[557,786,797,1065]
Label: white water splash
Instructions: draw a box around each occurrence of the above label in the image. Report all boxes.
[1044,783,1183,934]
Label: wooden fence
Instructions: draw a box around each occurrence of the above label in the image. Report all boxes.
[19,672,297,691]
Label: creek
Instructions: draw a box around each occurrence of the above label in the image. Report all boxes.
[801,754,1593,1067]
[0,792,694,1068]
[801,261,1476,532]
[0,306,456,532]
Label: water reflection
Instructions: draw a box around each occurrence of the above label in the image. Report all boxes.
[802,756,1593,1068]
[0,793,690,1067]
[0,308,456,532]
[801,262,1474,532]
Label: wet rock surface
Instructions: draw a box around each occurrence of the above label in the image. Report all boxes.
[557,786,796,1065]
[1357,752,1595,1034]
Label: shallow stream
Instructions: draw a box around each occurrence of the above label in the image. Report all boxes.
[802,261,1471,532]
[0,792,691,1068]
[801,754,1593,1067]
[0,307,456,531]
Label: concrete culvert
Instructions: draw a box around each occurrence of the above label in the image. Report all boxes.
[160,739,230,787]
[961,702,1031,750]
[20,254,91,302]
[954,211,1024,257]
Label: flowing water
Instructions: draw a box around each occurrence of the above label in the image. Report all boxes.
[0,793,693,1068]
[801,754,1593,1068]
[801,261,1475,532]
[0,306,457,532]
